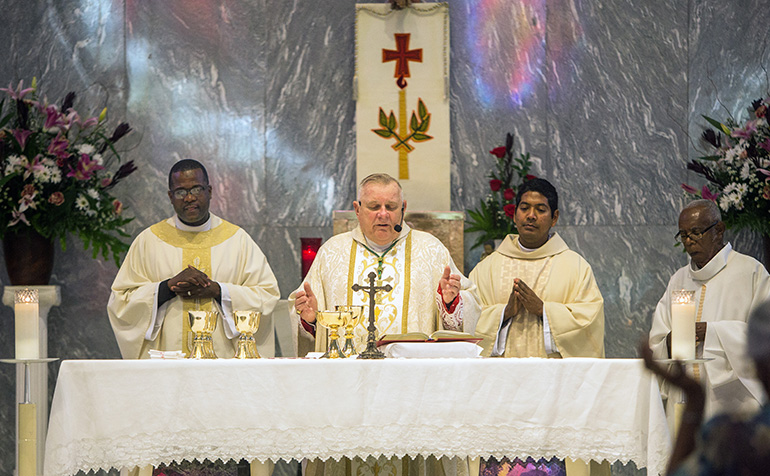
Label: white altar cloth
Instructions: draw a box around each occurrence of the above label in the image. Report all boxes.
[44,358,671,476]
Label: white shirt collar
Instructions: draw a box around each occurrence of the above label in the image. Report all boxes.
[174,214,212,232]
[517,233,553,253]
[689,242,732,281]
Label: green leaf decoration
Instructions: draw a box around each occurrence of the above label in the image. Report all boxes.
[379,108,388,128]
[373,129,393,138]
[412,132,432,141]
[388,112,396,130]
[418,99,427,120]
[410,113,419,132]
[418,115,430,132]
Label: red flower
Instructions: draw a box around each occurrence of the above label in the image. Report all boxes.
[489,179,502,191]
[525,174,537,181]
[503,203,516,217]
[503,188,515,201]
[489,146,507,159]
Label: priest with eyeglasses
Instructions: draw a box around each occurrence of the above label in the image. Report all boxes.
[648,199,770,419]
[107,159,280,364]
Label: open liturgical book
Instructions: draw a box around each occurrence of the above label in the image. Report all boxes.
[377,330,482,346]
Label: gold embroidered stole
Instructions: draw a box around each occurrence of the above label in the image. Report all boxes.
[503,255,554,358]
[347,233,413,349]
[150,219,239,355]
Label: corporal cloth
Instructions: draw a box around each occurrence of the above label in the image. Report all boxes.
[108,214,280,360]
[470,233,605,359]
[649,243,770,418]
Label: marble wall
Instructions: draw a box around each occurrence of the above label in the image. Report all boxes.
[1,0,769,473]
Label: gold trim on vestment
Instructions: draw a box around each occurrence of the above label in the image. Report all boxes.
[402,232,412,333]
[693,284,707,381]
[150,219,240,355]
[347,240,357,306]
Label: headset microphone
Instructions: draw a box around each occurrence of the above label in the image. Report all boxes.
[394,205,405,233]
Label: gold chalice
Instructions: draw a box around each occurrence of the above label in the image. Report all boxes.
[336,305,364,357]
[316,310,350,359]
[234,311,262,359]
[188,310,219,359]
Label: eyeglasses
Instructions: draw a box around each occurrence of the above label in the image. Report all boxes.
[675,221,719,243]
[171,185,206,200]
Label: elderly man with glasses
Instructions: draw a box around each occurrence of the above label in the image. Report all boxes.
[649,199,770,419]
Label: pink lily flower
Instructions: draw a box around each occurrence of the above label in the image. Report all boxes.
[0,80,35,100]
[9,208,30,227]
[23,155,45,180]
[681,183,699,195]
[701,186,719,201]
[731,120,757,140]
[12,129,32,150]
[47,133,69,159]
[67,153,104,180]
[43,105,65,131]
[759,138,770,153]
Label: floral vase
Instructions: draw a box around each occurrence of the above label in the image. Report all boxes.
[2,227,55,285]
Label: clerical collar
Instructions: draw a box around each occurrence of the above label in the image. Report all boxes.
[364,236,395,254]
[517,233,553,253]
[689,242,731,281]
[174,214,212,232]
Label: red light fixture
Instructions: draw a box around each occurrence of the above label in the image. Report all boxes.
[301,238,322,279]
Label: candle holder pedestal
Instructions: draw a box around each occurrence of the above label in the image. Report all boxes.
[2,286,61,475]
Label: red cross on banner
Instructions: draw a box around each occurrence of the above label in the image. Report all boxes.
[382,33,422,89]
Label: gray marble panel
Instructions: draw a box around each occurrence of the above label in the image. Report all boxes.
[264,0,358,228]
[545,0,688,227]
[688,0,770,183]
[450,0,549,257]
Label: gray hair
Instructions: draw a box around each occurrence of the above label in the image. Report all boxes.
[357,173,404,202]
[682,199,722,223]
[747,300,770,362]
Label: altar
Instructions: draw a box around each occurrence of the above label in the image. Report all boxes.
[44,357,671,476]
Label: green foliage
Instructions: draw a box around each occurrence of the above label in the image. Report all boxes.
[465,133,533,249]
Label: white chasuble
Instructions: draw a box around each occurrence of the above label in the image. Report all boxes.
[470,233,605,359]
[649,243,770,418]
[108,215,280,360]
[290,224,480,356]
[355,3,450,210]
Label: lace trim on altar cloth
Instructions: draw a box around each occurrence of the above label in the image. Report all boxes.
[45,424,670,476]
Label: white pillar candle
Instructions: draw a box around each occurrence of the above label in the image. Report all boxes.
[671,290,696,360]
[14,289,39,360]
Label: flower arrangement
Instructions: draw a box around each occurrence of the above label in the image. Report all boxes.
[465,132,534,249]
[0,78,136,266]
[683,97,770,236]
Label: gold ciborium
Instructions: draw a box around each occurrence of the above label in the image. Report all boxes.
[188,310,219,359]
[234,311,262,359]
[316,310,350,359]
[336,305,364,357]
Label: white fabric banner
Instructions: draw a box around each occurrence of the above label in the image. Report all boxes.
[355,3,450,210]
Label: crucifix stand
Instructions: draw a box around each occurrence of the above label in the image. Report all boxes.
[352,272,392,359]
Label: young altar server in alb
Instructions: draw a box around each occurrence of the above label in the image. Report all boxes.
[469,178,609,476]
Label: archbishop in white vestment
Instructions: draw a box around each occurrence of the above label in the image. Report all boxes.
[649,242,770,417]
[108,213,280,360]
[290,222,480,357]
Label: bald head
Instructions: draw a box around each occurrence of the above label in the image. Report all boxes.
[681,199,721,223]
[677,199,725,269]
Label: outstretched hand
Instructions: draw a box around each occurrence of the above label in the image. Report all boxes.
[295,282,319,323]
[639,339,703,397]
[439,265,461,304]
